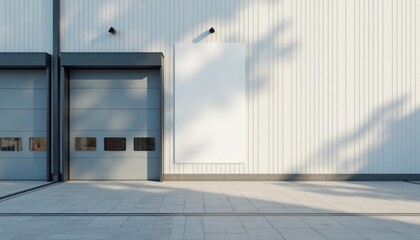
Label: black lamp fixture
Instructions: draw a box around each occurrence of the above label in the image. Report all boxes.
[209,27,215,34]
[108,27,116,34]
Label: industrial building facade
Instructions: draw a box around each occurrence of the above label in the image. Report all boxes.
[0,0,419,181]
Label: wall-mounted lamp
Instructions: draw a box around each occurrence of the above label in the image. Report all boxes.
[108,27,116,35]
[209,27,215,34]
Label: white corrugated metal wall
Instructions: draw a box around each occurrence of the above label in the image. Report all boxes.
[0,0,53,53]
[1,0,419,174]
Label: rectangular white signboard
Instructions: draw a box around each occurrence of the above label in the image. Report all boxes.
[174,43,246,164]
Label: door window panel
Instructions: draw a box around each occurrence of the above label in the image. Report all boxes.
[104,137,126,151]
[75,137,96,151]
[134,137,155,151]
[30,137,47,151]
[0,137,22,151]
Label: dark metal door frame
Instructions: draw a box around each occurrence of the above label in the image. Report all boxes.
[59,52,164,181]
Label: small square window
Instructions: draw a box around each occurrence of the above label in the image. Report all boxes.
[134,137,155,151]
[0,137,22,151]
[30,137,47,151]
[104,138,126,151]
[75,137,96,151]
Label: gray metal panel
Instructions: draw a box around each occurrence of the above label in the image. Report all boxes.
[0,71,47,113]
[0,53,51,68]
[0,70,47,88]
[70,69,161,89]
[0,110,47,132]
[0,149,47,157]
[70,157,160,180]
[61,53,163,68]
[0,158,47,180]
[0,89,47,109]
[70,89,160,109]
[70,110,160,131]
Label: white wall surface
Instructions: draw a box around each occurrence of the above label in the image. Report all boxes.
[62,0,420,174]
[174,43,246,164]
[0,0,53,53]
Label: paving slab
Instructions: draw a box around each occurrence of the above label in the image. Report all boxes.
[0,181,48,198]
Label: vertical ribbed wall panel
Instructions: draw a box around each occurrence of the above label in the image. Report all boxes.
[0,0,52,53]
[61,0,420,174]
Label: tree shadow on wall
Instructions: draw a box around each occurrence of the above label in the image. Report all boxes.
[294,96,420,176]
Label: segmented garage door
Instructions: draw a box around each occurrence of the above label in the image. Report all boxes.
[69,69,161,180]
[0,70,47,180]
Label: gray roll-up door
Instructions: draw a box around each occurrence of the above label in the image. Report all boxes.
[0,70,47,180]
[69,69,161,180]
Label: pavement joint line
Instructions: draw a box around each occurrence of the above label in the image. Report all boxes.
[0,182,62,203]
[0,213,420,217]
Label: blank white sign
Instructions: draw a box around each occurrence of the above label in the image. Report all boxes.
[174,43,246,164]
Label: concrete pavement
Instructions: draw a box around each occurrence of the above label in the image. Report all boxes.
[0,181,419,239]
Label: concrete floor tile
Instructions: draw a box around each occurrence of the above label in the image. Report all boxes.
[357,232,410,240]
[86,219,126,229]
[333,216,383,229]
[301,216,345,228]
[184,229,204,240]
[131,208,158,213]
[203,217,244,233]
[154,217,176,228]
[246,228,285,240]
[171,217,186,227]
[9,233,50,240]
[383,225,420,234]
[205,233,252,240]
[111,232,143,240]
[239,216,272,228]
[0,233,18,240]
[169,226,185,239]
[76,233,116,239]
[137,229,171,240]
[259,207,290,213]
[158,207,184,213]
[54,219,95,228]
[316,227,368,240]
[266,216,309,229]
[233,208,259,213]
[121,218,155,229]
[278,228,328,240]
[402,233,420,240]
[204,207,234,213]
[184,207,205,213]
[10,220,58,229]
[185,203,204,208]
[46,233,82,240]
